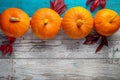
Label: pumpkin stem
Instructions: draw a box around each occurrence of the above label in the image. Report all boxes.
[10,17,20,22]
[44,19,49,25]
[109,15,117,23]
[77,19,84,28]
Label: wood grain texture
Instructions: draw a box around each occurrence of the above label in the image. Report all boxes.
[0,59,120,80]
[0,59,14,80]
[11,59,120,80]
[0,29,120,58]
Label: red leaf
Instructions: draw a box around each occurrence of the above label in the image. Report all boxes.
[3,46,10,55]
[50,0,54,9]
[90,0,100,12]
[95,36,108,53]
[83,33,100,44]
[54,0,59,6]
[7,37,16,45]
[0,36,16,56]
[95,43,104,53]
[2,45,8,55]
[83,33,109,53]
[50,0,67,15]
[57,5,66,15]
[86,0,107,12]
[102,36,108,46]
[100,0,106,8]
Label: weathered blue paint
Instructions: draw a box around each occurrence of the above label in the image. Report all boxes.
[0,0,120,17]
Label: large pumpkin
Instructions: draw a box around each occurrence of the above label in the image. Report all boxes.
[0,8,30,38]
[62,7,93,39]
[31,8,61,39]
[94,9,120,36]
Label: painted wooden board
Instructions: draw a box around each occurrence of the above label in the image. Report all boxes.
[0,29,120,58]
[0,0,120,17]
[0,59,120,80]
[0,59,14,80]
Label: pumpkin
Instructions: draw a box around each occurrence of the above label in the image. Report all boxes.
[31,8,61,39]
[62,7,93,39]
[0,8,30,38]
[94,9,120,36]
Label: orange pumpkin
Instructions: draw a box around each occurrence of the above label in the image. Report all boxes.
[31,8,61,39]
[94,9,120,36]
[62,7,93,39]
[0,8,30,38]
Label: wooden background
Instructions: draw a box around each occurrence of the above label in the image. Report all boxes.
[0,0,120,80]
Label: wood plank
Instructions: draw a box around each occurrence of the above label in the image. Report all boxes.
[1,29,120,58]
[0,0,120,17]
[11,40,120,58]
[1,29,120,41]
[0,59,14,80]
[15,29,120,41]
[12,59,120,80]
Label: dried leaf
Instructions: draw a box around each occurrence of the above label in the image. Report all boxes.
[95,42,104,53]
[90,0,100,12]
[100,0,106,8]
[86,0,107,12]
[50,0,54,9]
[50,0,67,15]
[95,36,108,53]
[84,33,100,44]
[0,37,16,56]
[7,37,16,44]
[83,33,109,53]
[102,36,108,46]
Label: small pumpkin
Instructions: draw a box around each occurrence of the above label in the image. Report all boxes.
[94,9,120,36]
[62,7,93,39]
[31,8,61,39]
[0,8,30,38]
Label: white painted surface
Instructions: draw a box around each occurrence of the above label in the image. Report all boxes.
[0,29,120,80]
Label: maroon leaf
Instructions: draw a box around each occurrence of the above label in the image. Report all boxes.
[7,37,16,44]
[102,36,108,46]
[57,5,66,15]
[95,36,108,53]
[3,46,10,55]
[50,0,54,9]
[100,0,106,8]
[2,45,8,55]
[90,0,100,12]
[95,42,104,53]
[54,0,60,6]
[50,0,67,15]
[83,32,109,53]
[86,0,107,12]
[83,33,100,44]
[0,36,16,56]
